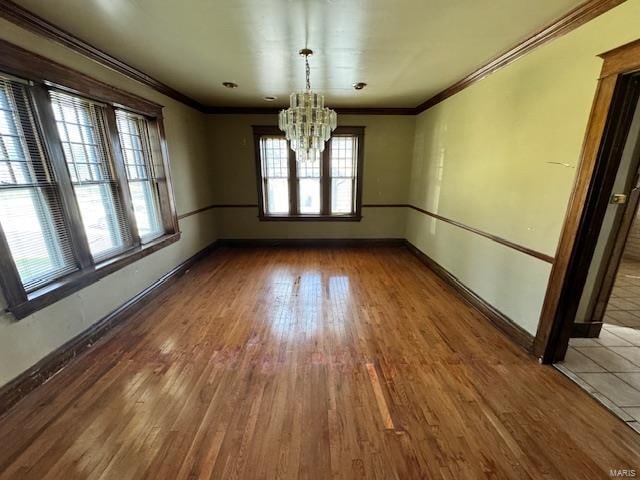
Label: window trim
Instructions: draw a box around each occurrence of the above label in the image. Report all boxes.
[253,125,365,221]
[0,40,179,320]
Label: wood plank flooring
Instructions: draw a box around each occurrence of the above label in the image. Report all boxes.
[0,245,639,479]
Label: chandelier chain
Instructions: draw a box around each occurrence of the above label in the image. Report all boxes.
[305,55,311,90]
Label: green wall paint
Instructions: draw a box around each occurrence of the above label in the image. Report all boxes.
[207,114,415,239]
[0,19,218,386]
[1,0,639,386]
[407,0,640,334]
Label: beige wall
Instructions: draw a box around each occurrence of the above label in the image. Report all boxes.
[207,114,414,238]
[0,19,218,386]
[406,0,640,335]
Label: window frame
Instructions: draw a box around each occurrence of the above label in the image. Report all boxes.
[0,40,179,320]
[253,125,364,221]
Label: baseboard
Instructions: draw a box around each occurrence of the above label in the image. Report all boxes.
[0,236,533,416]
[571,321,604,338]
[0,239,221,417]
[403,240,535,353]
[217,238,406,248]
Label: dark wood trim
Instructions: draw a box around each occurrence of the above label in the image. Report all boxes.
[414,0,626,114]
[361,204,409,208]
[0,238,220,418]
[178,203,409,220]
[0,4,412,116]
[535,40,640,363]
[334,107,415,116]
[541,75,640,362]
[253,126,365,221]
[0,39,163,117]
[148,117,180,234]
[0,43,181,319]
[403,239,535,352]
[321,142,331,215]
[204,106,415,115]
[407,204,555,263]
[177,204,258,220]
[0,226,26,307]
[29,83,94,270]
[9,233,181,319]
[289,139,299,216]
[103,107,141,246]
[217,238,405,248]
[535,78,619,360]
[178,202,556,262]
[600,38,640,78]
[0,0,205,113]
[258,214,363,222]
[253,127,270,217]
[336,126,366,218]
[0,0,625,116]
[571,321,604,338]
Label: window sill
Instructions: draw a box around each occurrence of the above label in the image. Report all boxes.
[259,214,362,222]
[8,232,181,320]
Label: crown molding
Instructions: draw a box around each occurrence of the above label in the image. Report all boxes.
[204,106,416,115]
[0,0,208,112]
[0,0,625,116]
[414,0,626,114]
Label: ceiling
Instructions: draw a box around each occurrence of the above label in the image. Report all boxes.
[14,0,586,108]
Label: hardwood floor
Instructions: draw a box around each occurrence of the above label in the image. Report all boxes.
[0,245,639,479]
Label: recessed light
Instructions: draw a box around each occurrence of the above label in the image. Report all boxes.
[263,96,277,102]
[353,82,367,90]
[222,82,238,89]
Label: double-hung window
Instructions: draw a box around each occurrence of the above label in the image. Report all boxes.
[115,110,163,241]
[0,78,77,292]
[0,47,178,320]
[253,126,364,220]
[50,91,133,260]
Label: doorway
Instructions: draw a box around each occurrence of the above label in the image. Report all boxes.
[551,72,640,430]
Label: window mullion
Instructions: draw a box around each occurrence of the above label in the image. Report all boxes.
[0,226,28,306]
[103,107,141,246]
[288,144,298,215]
[146,120,178,234]
[29,84,93,269]
[354,132,364,218]
[322,145,331,215]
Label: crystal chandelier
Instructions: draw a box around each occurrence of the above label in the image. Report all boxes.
[279,48,337,164]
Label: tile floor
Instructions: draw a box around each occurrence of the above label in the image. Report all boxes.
[556,324,640,433]
[555,254,640,431]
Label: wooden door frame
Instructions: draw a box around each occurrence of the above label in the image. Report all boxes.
[535,38,640,363]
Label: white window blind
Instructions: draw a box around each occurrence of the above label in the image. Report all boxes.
[0,79,77,291]
[115,110,162,241]
[330,136,357,214]
[260,137,289,215]
[50,91,132,260]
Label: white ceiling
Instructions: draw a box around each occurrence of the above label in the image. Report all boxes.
[15,0,586,108]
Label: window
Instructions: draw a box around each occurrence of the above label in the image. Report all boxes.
[50,91,132,259]
[115,110,163,241]
[0,52,178,320]
[260,136,290,215]
[253,126,364,220]
[0,78,76,291]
